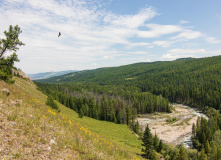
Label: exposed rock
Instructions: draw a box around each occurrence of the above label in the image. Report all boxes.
[50,139,57,145]
[1,88,10,96]
[12,68,30,80]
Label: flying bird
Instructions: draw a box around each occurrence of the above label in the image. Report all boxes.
[58,32,61,37]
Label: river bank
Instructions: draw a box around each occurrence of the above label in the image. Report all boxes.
[137,104,208,148]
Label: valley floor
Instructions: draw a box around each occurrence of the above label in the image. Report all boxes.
[137,104,208,147]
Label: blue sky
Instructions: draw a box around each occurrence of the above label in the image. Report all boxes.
[0,0,221,74]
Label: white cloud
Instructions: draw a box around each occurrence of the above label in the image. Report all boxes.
[103,56,113,60]
[126,51,150,55]
[179,20,190,24]
[136,24,183,38]
[171,30,203,40]
[126,42,151,48]
[160,48,214,61]
[0,0,220,73]
[152,41,173,47]
[205,36,221,44]
[160,54,179,60]
[168,48,207,54]
[104,7,157,28]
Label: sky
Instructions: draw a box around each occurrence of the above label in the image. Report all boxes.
[0,0,221,74]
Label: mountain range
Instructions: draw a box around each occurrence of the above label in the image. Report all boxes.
[27,70,77,80]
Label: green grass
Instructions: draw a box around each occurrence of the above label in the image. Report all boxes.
[0,77,143,159]
[59,103,143,155]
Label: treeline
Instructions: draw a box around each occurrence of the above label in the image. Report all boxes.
[36,56,221,111]
[141,124,206,160]
[36,83,171,131]
[191,108,221,159]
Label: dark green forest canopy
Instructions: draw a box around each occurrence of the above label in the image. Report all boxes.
[35,56,221,159]
[36,55,221,110]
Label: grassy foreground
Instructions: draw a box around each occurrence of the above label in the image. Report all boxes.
[0,77,143,159]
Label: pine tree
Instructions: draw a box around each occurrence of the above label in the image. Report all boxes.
[192,123,196,136]
[153,133,159,151]
[131,108,137,125]
[125,105,131,126]
[78,107,84,118]
[199,148,207,160]
[142,124,154,159]
[158,140,164,152]
[205,140,211,155]
[209,140,217,160]
[46,95,59,111]
[117,110,123,124]
[176,144,188,160]
[150,151,158,160]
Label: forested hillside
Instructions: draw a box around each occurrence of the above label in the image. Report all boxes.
[36,82,171,134]
[36,56,221,110]
[35,55,221,159]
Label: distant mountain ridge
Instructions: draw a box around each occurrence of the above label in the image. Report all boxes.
[28,70,77,80]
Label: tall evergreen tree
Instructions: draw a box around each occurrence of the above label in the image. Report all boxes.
[142,124,154,159]
[198,148,207,160]
[125,105,131,126]
[116,110,123,124]
[176,144,188,160]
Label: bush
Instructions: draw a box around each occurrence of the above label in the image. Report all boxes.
[166,117,177,123]
[46,95,59,111]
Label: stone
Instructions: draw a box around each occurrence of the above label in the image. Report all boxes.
[1,88,10,96]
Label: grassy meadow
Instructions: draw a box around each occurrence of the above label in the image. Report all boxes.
[0,77,143,159]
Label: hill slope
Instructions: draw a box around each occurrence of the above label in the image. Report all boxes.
[36,55,221,110]
[0,77,142,159]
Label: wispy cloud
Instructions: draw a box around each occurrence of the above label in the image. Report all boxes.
[0,0,220,73]
[160,48,221,61]
[171,30,203,40]
[136,24,183,38]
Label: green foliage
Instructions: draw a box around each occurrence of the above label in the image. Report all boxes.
[46,95,59,111]
[37,55,221,111]
[213,130,221,149]
[0,25,25,83]
[176,144,188,160]
[191,108,221,159]
[78,107,84,118]
[34,55,221,159]
[166,117,177,123]
[192,123,196,136]
[142,124,154,158]
[36,82,171,126]
[116,110,123,124]
[125,105,131,126]
[198,148,207,160]
[0,53,19,83]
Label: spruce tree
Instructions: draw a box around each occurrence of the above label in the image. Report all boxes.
[46,95,59,111]
[142,124,154,158]
[125,105,131,126]
[158,140,164,152]
[153,133,159,151]
[117,110,123,124]
[192,123,196,136]
[199,148,207,160]
[176,144,188,160]
[78,107,84,118]
[210,140,217,160]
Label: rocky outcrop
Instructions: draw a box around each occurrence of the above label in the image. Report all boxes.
[12,69,30,80]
